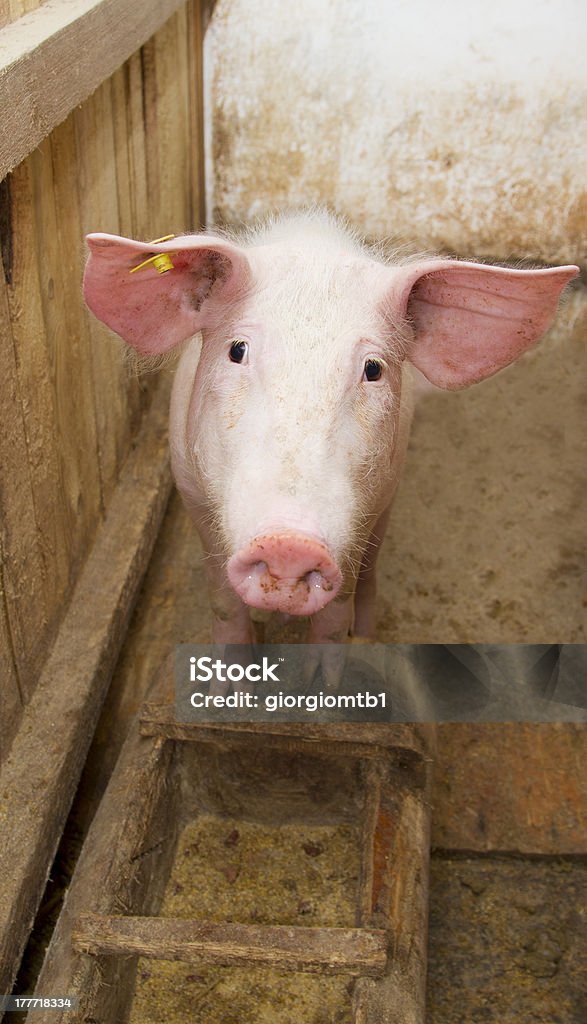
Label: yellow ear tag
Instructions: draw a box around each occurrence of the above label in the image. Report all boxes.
[129,235,177,275]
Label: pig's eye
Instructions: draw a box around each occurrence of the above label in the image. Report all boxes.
[229,339,248,364]
[363,358,383,382]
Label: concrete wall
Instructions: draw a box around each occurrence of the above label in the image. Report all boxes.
[205,0,586,264]
[203,0,586,649]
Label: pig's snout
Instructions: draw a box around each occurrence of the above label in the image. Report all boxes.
[227,531,342,614]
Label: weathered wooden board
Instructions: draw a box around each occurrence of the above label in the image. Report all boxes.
[32,722,178,1024]
[4,156,75,648]
[354,757,432,1024]
[0,383,173,998]
[141,2,204,235]
[73,914,388,975]
[0,242,49,711]
[187,0,207,226]
[0,0,188,180]
[32,134,104,561]
[140,703,436,763]
[73,79,134,503]
[122,51,150,239]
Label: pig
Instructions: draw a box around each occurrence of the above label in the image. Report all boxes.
[83,210,578,647]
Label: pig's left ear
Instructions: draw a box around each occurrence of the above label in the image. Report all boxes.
[83,232,250,355]
[391,259,579,389]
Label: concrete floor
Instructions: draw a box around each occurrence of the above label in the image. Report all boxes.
[427,857,587,1023]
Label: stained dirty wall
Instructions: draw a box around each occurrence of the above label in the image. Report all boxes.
[205,0,586,266]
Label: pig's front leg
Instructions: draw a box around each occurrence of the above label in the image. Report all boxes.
[201,544,255,645]
[307,595,355,690]
[199,548,255,698]
[308,594,355,644]
[353,507,391,639]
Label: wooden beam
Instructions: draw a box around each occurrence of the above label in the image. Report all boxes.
[33,715,178,1023]
[0,382,173,997]
[0,0,187,180]
[140,702,434,762]
[354,758,433,1024]
[73,914,388,976]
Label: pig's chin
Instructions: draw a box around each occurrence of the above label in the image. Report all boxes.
[226,529,343,615]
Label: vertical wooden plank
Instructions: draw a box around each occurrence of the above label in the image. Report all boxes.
[3,155,77,692]
[0,265,47,700]
[140,35,163,236]
[4,156,74,665]
[187,0,207,227]
[354,758,432,1024]
[171,4,192,229]
[7,0,42,23]
[109,63,145,432]
[110,67,134,239]
[7,0,23,23]
[30,130,103,571]
[142,10,191,237]
[126,50,149,239]
[73,79,131,505]
[49,115,104,526]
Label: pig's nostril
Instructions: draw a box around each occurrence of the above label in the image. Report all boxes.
[245,561,278,594]
[246,560,268,579]
[303,569,330,592]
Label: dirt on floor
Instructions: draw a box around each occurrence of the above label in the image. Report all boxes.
[427,857,587,1024]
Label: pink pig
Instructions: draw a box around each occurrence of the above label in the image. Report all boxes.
[84,211,578,645]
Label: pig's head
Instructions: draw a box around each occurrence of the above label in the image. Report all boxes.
[84,214,578,616]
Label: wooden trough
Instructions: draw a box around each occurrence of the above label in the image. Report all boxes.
[30,659,434,1023]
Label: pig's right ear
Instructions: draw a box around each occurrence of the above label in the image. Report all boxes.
[83,233,250,355]
[389,258,579,389]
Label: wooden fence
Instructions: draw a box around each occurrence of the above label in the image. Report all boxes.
[0,0,205,996]
[0,0,204,755]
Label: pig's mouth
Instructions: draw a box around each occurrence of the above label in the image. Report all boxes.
[227,530,343,615]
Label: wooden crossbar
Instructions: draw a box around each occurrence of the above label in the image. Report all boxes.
[139,702,431,762]
[73,914,388,977]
